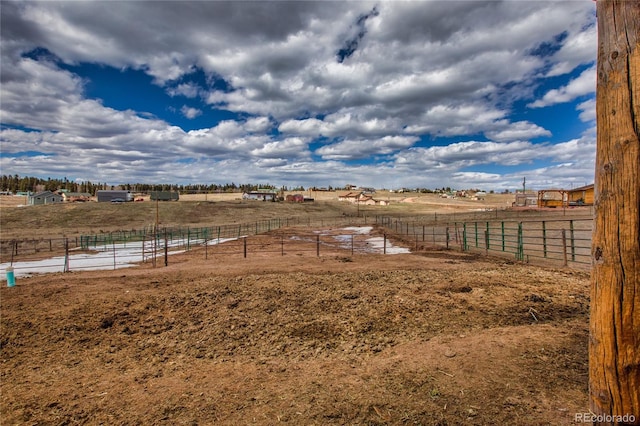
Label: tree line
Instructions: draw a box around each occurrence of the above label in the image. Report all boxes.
[1,174,493,196]
[0,174,307,195]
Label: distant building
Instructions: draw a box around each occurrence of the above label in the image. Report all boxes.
[359,187,376,194]
[28,191,63,205]
[537,189,568,208]
[150,191,179,201]
[513,193,538,207]
[567,184,594,206]
[338,192,361,203]
[337,191,389,206]
[96,190,133,202]
[285,194,305,203]
[242,190,278,201]
[61,192,92,202]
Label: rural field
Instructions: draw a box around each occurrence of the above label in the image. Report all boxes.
[0,192,591,425]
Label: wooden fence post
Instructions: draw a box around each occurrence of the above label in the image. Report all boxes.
[561,229,568,267]
[63,238,69,273]
[446,227,450,249]
[243,237,247,258]
[484,230,489,255]
[164,232,168,267]
[542,221,547,257]
[590,0,640,421]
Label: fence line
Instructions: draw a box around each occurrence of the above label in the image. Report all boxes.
[375,216,593,270]
[0,228,403,277]
[1,211,595,276]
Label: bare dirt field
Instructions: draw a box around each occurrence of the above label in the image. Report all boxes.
[0,193,591,425]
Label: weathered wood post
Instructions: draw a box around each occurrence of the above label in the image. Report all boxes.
[590,0,640,423]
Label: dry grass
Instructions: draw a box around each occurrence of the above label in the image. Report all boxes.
[0,191,515,239]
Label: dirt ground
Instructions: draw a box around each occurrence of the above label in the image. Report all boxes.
[1,237,589,425]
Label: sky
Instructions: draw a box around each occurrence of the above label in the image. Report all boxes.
[0,1,597,191]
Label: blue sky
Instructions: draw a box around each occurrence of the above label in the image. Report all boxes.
[0,1,596,191]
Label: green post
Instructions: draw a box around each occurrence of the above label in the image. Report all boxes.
[517,222,524,261]
[501,221,505,251]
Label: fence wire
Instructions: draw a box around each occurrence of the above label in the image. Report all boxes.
[1,212,594,278]
[375,216,593,270]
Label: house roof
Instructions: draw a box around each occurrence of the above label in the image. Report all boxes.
[32,191,56,197]
[338,191,360,198]
[568,184,594,192]
[63,192,92,197]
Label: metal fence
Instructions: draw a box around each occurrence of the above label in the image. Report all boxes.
[1,211,595,277]
[0,216,376,276]
[375,215,594,270]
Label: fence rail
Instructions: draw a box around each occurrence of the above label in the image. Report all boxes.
[0,226,401,277]
[1,212,595,277]
[375,216,593,270]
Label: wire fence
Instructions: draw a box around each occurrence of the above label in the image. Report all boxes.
[1,211,595,278]
[375,215,594,270]
[0,216,381,277]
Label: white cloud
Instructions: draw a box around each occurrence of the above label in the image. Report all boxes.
[546,25,597,77]
[169,83,201,98]
[577,99,596,123]
[0,0,598,190]
[279,112,403,139]
[180,106,202,119]
[485,121,551,143]
[315,135,419,160]
[529,66,596,108]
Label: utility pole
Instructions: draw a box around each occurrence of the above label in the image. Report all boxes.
[590,0,639,423]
